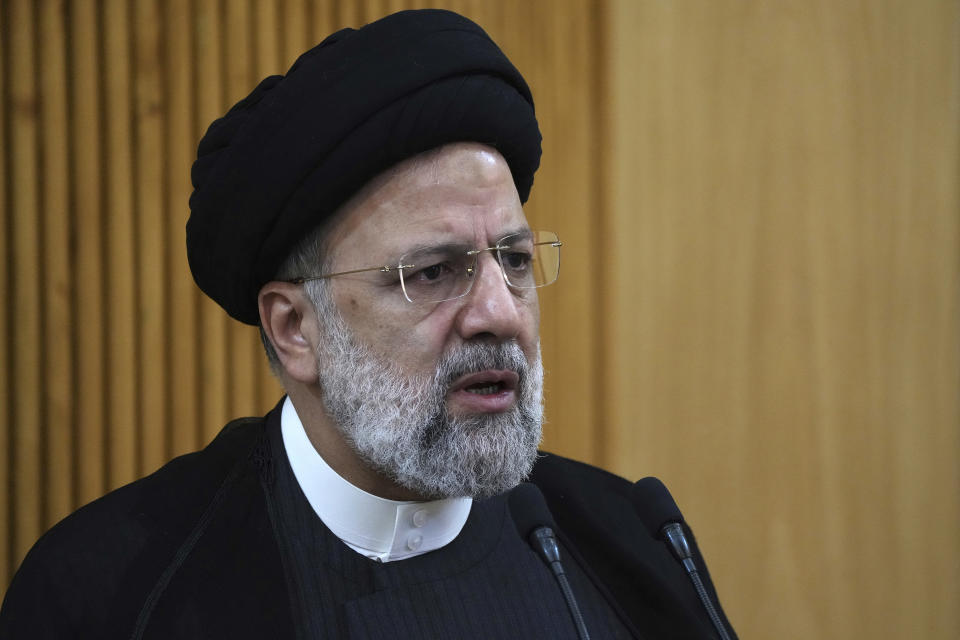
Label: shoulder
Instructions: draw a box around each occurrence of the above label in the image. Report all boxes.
[41,413,266,553]
[530,450,635,526]
[530,450,633,493]
[0,414,269,638]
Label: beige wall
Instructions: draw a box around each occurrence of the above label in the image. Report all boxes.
[1,1,958,638]
[604,1,960,638]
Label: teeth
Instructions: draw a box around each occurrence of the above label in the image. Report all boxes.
[466,384,500,395]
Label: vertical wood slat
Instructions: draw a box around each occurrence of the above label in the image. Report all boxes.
[0,0,10,587]
[336,0,363,30]
[307,0,336,47]
[165,0,200,458]
[194,0,229,445]
[282,0,310,67]
[38,0,74,524]
[134,0,167,473]
[8,0,43,574]
[223,0,260,421]
[253,0,280,76]
[103,0,138,488]
[71,0,106,506]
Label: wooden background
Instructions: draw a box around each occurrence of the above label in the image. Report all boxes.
[1,1,957,638]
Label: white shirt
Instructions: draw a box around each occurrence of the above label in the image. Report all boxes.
[280,397,472,562]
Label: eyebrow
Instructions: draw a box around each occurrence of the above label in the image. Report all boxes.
[484,227,532,246]
[402,241,474,259]
[500,227,533,241]
[401,228,534,256]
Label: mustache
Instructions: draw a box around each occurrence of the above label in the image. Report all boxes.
[434,341,528,388]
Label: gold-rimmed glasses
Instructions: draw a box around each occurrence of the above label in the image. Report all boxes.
[288,230,562,304]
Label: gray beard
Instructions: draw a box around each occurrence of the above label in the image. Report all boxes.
[314,304,543,500]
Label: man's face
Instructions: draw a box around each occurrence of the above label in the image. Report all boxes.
[320,143,541,411]
[310,143,543,498]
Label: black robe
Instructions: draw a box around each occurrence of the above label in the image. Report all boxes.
[0,403,736,639]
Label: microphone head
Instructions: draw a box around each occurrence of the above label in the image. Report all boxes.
[632,476,684,539]
[508,482,558,540]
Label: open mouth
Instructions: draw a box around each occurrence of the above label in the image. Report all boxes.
[464,381,507,395]
[451,370,519,394]
[448,370,520,413]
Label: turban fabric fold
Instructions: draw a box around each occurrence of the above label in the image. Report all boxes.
[187,9,542,325]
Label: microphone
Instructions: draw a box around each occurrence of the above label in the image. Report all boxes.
[509,483,591,640]
[632,477,733,640]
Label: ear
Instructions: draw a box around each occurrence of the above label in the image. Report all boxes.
[258,281,321,384]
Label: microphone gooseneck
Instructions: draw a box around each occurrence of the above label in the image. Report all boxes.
[633,477,733,640]
[509,483,591,640]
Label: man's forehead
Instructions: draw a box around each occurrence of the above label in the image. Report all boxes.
[350,143,512,204]
[322,144,528,257]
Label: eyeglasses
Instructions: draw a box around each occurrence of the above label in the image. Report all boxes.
[289,230,562,304]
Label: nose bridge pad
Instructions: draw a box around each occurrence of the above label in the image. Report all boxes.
[465,250,512,301]
[462,255,477,298]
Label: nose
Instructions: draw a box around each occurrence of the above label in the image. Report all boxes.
[454,251,528,342]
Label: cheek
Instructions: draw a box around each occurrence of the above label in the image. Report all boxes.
[528,297,541,329]
[346,303,446,373]
[404,315,456,369]
[518,294,540,333]
[330,289,403,353]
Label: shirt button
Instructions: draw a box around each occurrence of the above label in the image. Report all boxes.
[407,534,423,551]
[412,509,428,527]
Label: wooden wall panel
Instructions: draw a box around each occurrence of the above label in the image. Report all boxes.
[38,0,73,526]
[1,0,603,598]
[605,1,959,639]
[71,0,107,506]
[8,0,43,576]
[0,0,9,586]
[134,0,168,474]
[103,0,138,488]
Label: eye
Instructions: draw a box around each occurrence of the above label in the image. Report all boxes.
[502,250,532,271]
[409,261,455,282]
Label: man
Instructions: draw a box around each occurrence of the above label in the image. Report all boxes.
[0,9,735,639]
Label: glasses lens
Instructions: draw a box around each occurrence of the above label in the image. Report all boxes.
[498,231,560,289]
[398,248,475,304]
[397,231,560,304]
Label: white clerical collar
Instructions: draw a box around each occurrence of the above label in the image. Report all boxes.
[280,396,472,562]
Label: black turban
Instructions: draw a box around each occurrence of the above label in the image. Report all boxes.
[187,9,542,325]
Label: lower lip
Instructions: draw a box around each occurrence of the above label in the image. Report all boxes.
[448,388,517,414]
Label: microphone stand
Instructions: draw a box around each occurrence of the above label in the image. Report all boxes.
[529,527,592,640]
[662,522,732,640]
